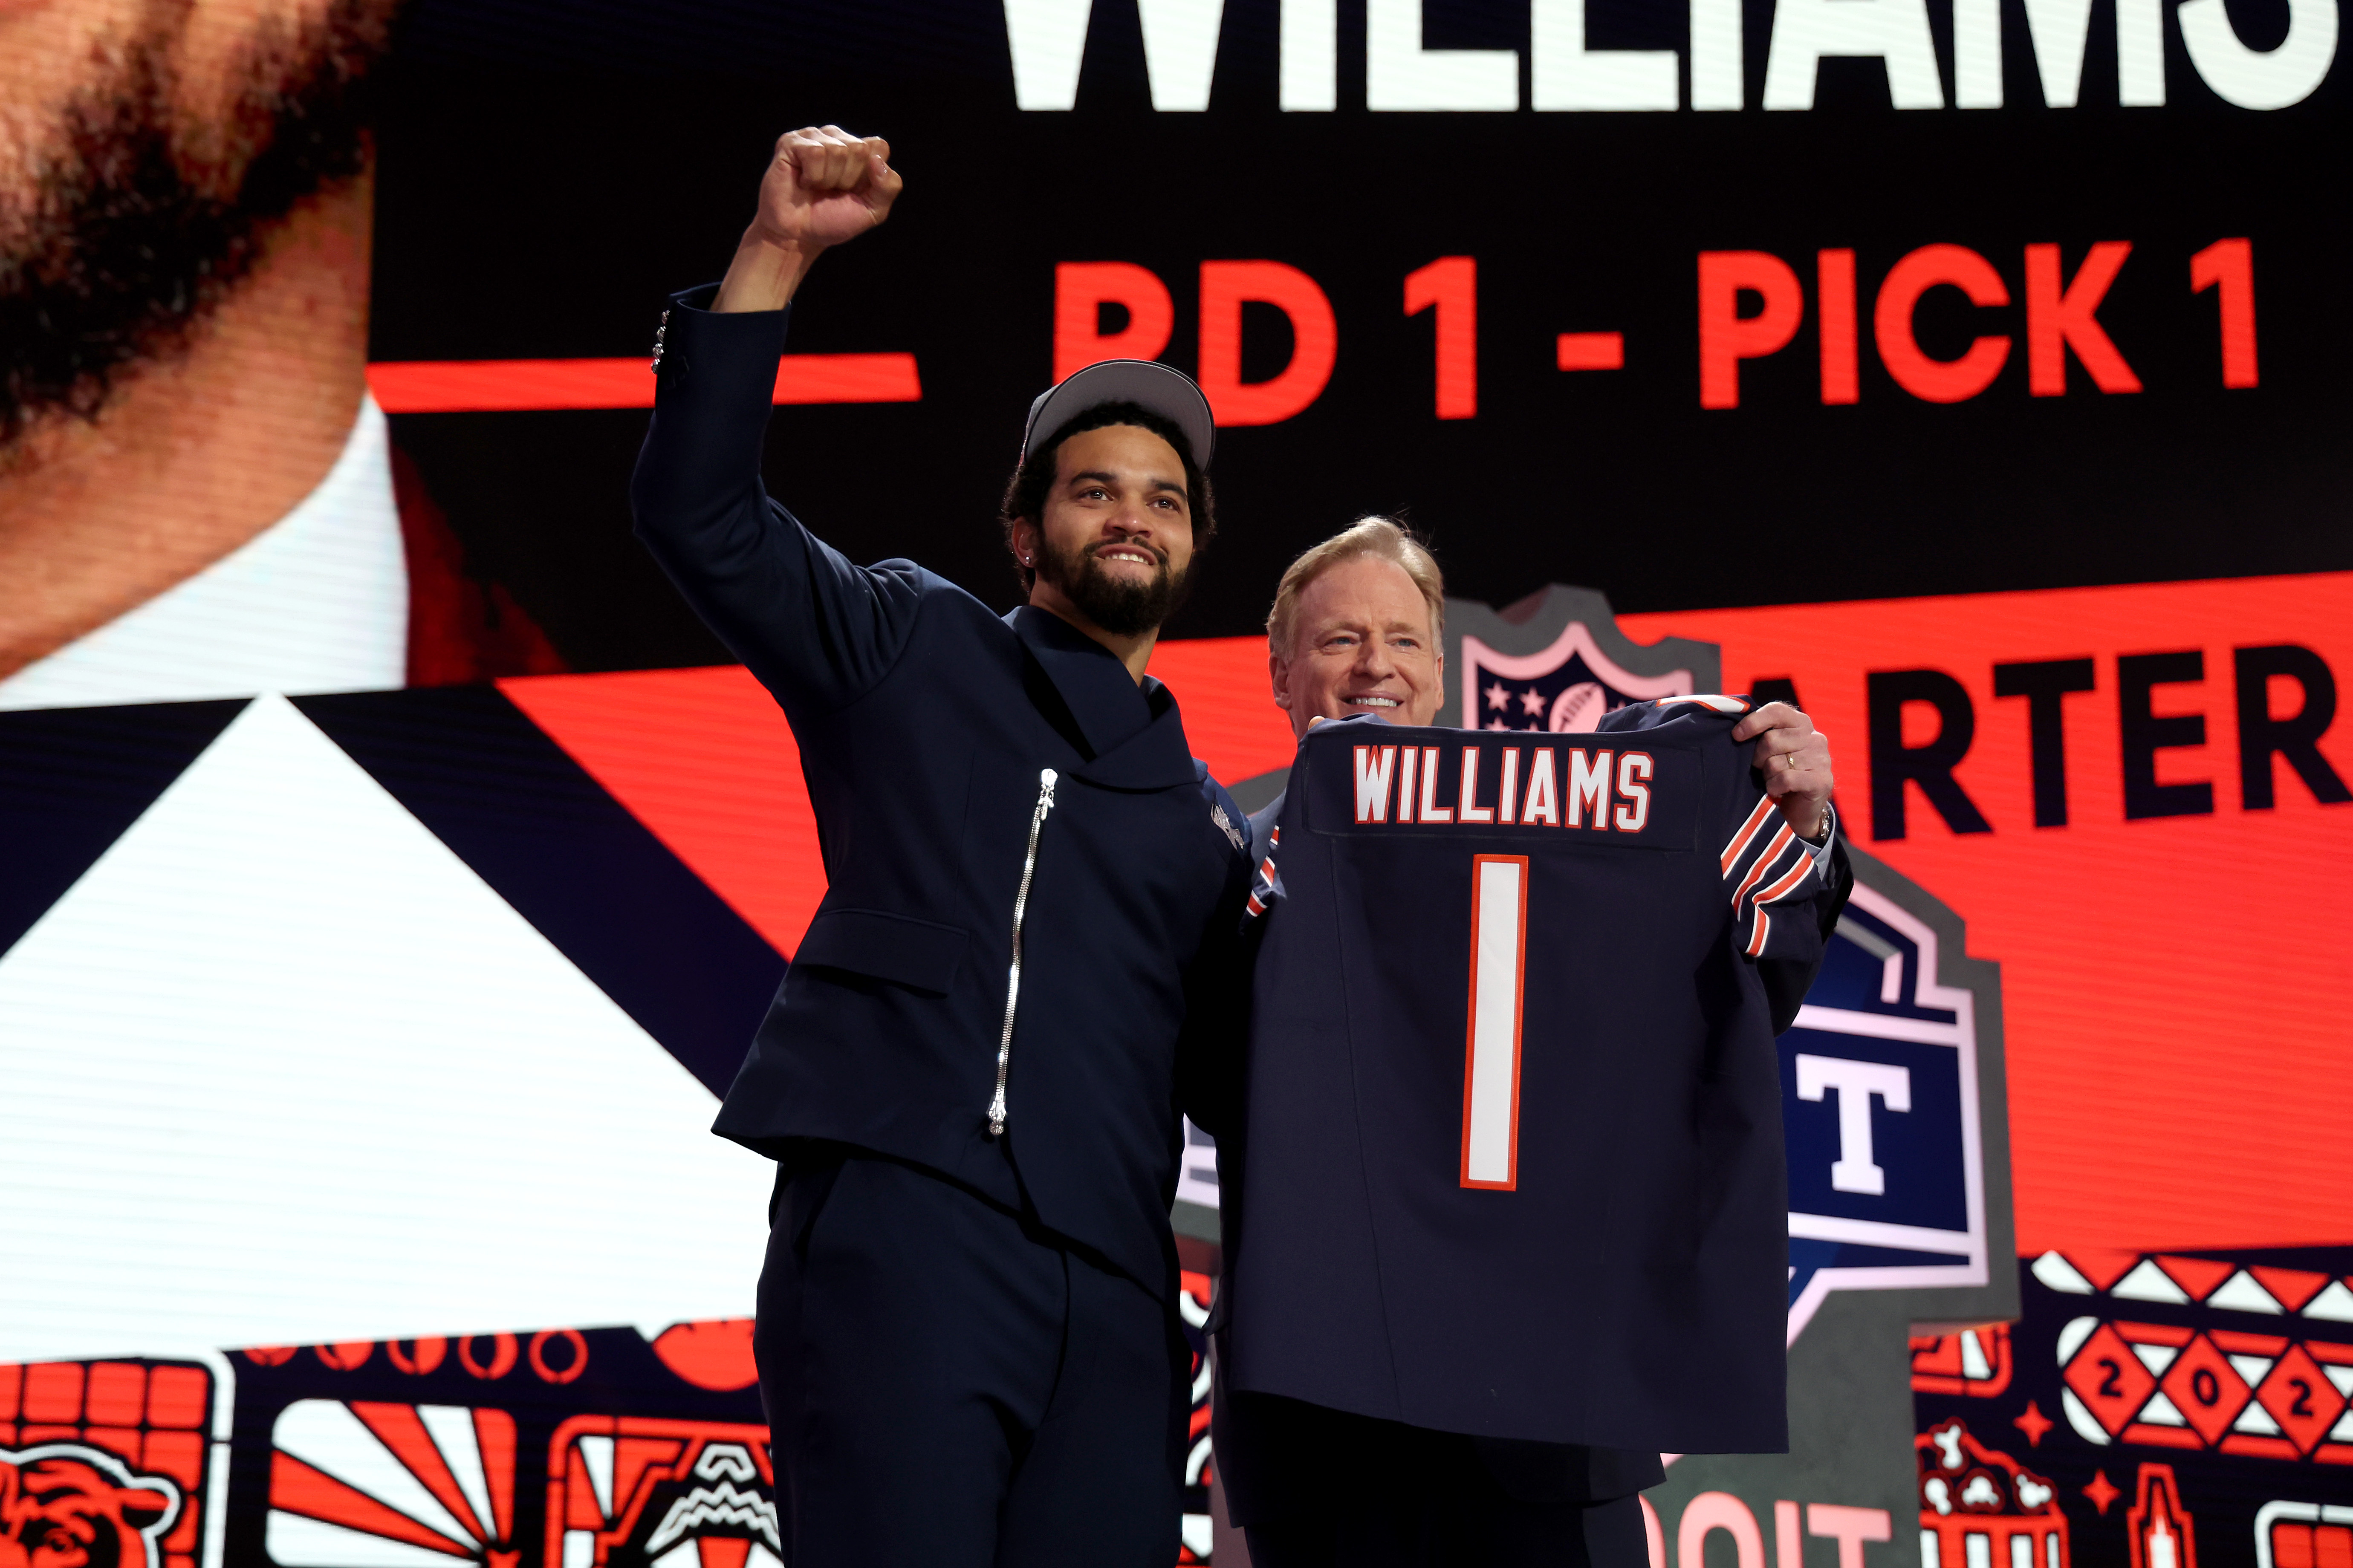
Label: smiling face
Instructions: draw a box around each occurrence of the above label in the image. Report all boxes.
[1018,422,1196,639]
[1271,553,1443,739]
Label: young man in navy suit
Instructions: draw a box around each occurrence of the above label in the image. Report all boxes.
[1208,519,1850,1568]
[631,126,1252,1568]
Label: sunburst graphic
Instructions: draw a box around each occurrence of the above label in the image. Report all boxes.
[267,1399,518,1567]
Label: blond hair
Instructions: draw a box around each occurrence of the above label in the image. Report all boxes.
[1266,517,1445,660]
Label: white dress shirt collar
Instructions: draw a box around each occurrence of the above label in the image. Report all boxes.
[0,395,408,712]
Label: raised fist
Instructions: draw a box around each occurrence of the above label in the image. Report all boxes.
[748,125,902,254]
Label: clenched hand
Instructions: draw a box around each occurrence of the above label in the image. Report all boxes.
[716,125,904,314]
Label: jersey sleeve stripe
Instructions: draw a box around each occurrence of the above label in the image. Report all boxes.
[1245,826,1284,920]
[1735,838,1819,957]
[1720,796,1779,875]
[1751,852,1818,909]
[1728,822,1797,911]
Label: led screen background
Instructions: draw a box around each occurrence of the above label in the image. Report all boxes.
[2,0,2349,1562]
[365,0,2351,670]
[1618,573,2353,1255]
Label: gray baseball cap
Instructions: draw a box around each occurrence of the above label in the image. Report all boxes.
[1020,359,1216,471]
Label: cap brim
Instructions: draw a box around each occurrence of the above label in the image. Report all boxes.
[1021,360,1216,471]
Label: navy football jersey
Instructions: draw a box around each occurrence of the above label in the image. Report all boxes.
[1215,697,1827,1453]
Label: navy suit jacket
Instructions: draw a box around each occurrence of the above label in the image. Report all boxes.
[630,287,1252,1295]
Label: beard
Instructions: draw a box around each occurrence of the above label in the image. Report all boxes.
[1036,534,1191,638]
[0,0,393,457]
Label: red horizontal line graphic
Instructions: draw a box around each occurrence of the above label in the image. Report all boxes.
[1556,332,1625,372]
[366,354,922,413]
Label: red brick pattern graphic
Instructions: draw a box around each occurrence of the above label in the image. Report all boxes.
[0,1360,215,1568]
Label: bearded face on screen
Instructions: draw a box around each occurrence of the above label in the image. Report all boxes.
[0,0,393,459]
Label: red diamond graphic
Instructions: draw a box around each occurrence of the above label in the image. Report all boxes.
[2250,1267,2331,1313]
[2154,1255,2236,1301]
[2159,1334,2252,1445]
[2063,1323,2156,1436]
[2255,1345,2348,1455]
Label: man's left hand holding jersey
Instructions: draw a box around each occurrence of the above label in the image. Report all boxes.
[1725,696,1847,1028]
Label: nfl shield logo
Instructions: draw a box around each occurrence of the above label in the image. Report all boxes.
[1434,584,1712,733]
[1457,618,1695,733]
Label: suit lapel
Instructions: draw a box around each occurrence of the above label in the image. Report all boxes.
[1008,606,1152,757]
[1074,702,1201,790]
[1006,607,1199,790]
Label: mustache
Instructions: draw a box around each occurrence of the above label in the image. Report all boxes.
[1041,530,1189,638]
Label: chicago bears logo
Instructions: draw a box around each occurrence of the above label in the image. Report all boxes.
[0,1444,182,1568]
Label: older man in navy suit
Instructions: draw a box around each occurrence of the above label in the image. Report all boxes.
[631,127,1252,1568]
[1208,518,1852,1568]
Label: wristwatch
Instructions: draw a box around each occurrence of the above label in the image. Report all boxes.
[1804,802,1837,847]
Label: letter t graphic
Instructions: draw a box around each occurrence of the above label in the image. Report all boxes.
[1795,1055,1913,1195]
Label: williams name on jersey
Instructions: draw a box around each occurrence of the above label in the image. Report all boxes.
[1215,697,1834,1455]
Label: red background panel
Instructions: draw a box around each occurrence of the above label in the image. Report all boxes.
[1144,635,1300,787]
[501,667,821,957]
[501,640,1295,960]
[366,354,921,413]
[507,582,2349,1257]
[1619,572,2353,1256]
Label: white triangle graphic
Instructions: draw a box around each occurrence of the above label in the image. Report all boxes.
[2032,1252,2095,1294]
[2209,1271,2284,1314]
[2111,1259,2191,1304]
[0,695,768,1361]
[579,1434,616,1518]
[2307,1280,2353,1323]
[2233,1399,2284,1436]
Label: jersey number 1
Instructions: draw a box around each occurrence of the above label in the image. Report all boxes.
[1461,854,1529,1190]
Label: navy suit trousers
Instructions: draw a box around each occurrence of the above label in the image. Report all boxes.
[756,1151,1189,1568]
